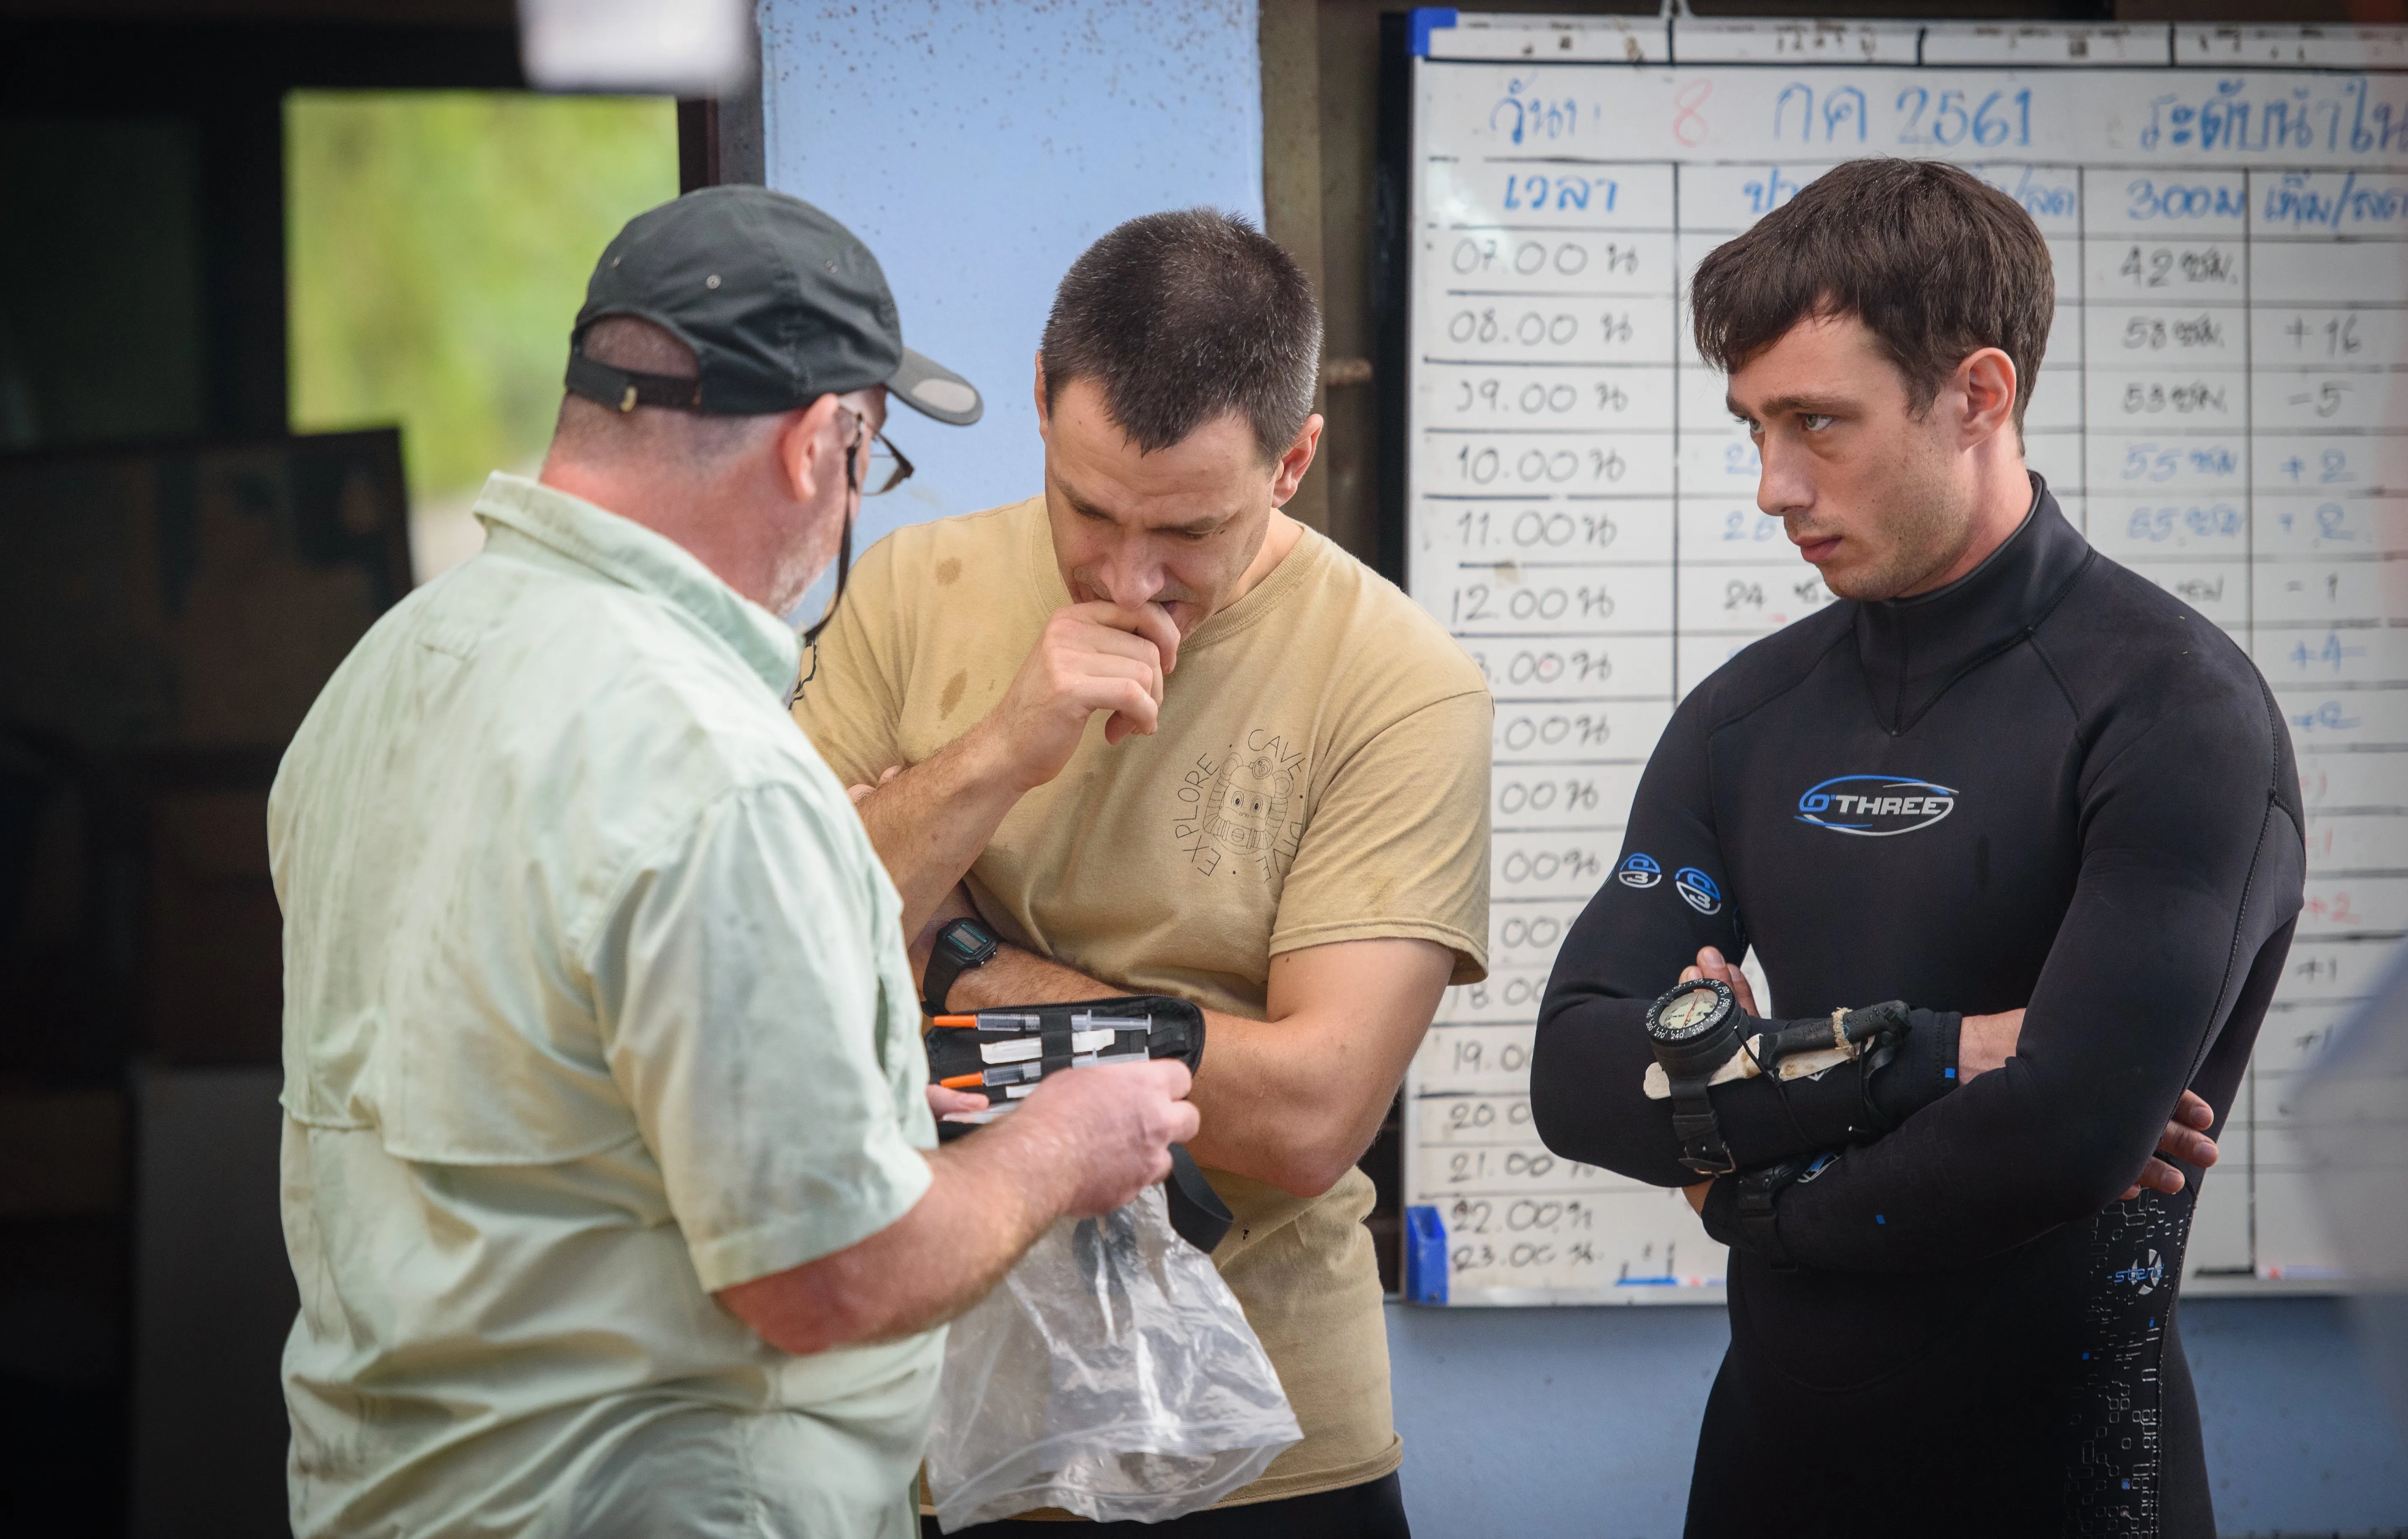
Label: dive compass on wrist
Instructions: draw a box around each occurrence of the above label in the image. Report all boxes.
[1646,977,1744,1175]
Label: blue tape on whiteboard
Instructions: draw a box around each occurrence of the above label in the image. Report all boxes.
[1404,1204,1448,1304]
[1407,8,1458,57]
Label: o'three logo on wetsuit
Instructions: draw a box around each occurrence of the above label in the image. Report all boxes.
[1795,775,1959,837]
[1616,852,1662,888]
[1674,867,1722,915]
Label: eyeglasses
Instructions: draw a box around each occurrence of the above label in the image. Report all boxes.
[840,406,913,497]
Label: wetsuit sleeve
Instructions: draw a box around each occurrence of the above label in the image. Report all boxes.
[1736,693,2306,1272]
[1531,700,1962,1183]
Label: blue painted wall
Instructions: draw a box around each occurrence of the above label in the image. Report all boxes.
[1386,1299,2408,1538]
[755,6,2408,1532]
[758,0,1263,619]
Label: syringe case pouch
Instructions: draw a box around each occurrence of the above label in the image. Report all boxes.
[929,995,1227,1250]
[925,994,1206,1097]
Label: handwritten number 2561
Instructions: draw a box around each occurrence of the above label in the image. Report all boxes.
[1893,87,2032,148]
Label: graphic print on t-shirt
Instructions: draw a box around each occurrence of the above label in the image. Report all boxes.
[1174,729,1307,881]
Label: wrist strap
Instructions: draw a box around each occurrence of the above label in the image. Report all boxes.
[1847,1001,1913,1137]
[1163,1144,1233,1252]
[1669,1075,1735,1175]
[1857,1037,1905,1133]
[1736,1160,1807,1271]
[922,953,969,1017]
[1756,1001,1914,1144]
[921,950,961,1018]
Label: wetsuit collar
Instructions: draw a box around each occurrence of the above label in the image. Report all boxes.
[1852,475,2095,736]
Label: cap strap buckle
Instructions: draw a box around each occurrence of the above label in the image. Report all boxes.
[564,348,704,414]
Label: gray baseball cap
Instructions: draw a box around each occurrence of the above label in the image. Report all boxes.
[564,185,983,426]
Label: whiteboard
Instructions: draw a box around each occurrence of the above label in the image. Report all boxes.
[1397,13,2408,1305]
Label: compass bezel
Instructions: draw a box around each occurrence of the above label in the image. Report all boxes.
[1647,977,1735,1045]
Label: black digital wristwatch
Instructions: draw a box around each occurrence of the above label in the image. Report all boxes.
[1645,977,1744,1175]
[921,917,999,1017]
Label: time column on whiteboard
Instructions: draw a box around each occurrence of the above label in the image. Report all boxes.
[1409,154,1680,1016]
[1404,157,1689,1298]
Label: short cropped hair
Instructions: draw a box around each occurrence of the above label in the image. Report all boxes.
[553,315,771,467]
[1041,209,1321,460]
[1690,159,2054,428]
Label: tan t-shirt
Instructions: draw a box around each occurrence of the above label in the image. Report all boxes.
[793,496,1491,1505]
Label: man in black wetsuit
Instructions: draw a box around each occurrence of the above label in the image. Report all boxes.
[1530,160,2304,1537]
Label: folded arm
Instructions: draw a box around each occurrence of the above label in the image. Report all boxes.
[1534,954,1967,1186]
[1718,846,2299,1274]
[1672,954,2215,1214]
[1530,705,1964,1183]
[1712,683,2305,1274]
[1529,693,2277,1267]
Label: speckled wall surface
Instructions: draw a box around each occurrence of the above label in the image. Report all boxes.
[758,0,1263,615]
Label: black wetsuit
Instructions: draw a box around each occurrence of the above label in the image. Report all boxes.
[1531,482,2303,1538]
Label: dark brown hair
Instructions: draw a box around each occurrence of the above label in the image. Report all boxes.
[1690,158,2054,427]
[1041,209,1321,459]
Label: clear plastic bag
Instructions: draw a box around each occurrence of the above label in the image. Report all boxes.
[923,1184,1302,1531]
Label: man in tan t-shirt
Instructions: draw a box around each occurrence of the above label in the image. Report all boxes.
[794,209,1489,1537]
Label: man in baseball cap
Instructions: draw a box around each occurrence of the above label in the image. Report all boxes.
[270,187,1197,1539]
[561,184,983,637]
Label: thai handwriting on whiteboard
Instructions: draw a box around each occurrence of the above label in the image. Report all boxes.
[1464,69,2408,163]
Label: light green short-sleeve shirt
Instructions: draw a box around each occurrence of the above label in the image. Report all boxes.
[269,473,939,1539]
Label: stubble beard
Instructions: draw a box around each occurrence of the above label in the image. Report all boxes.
[771,500,852,620]
[1817,444,1975,603]
[768,548,823,620]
